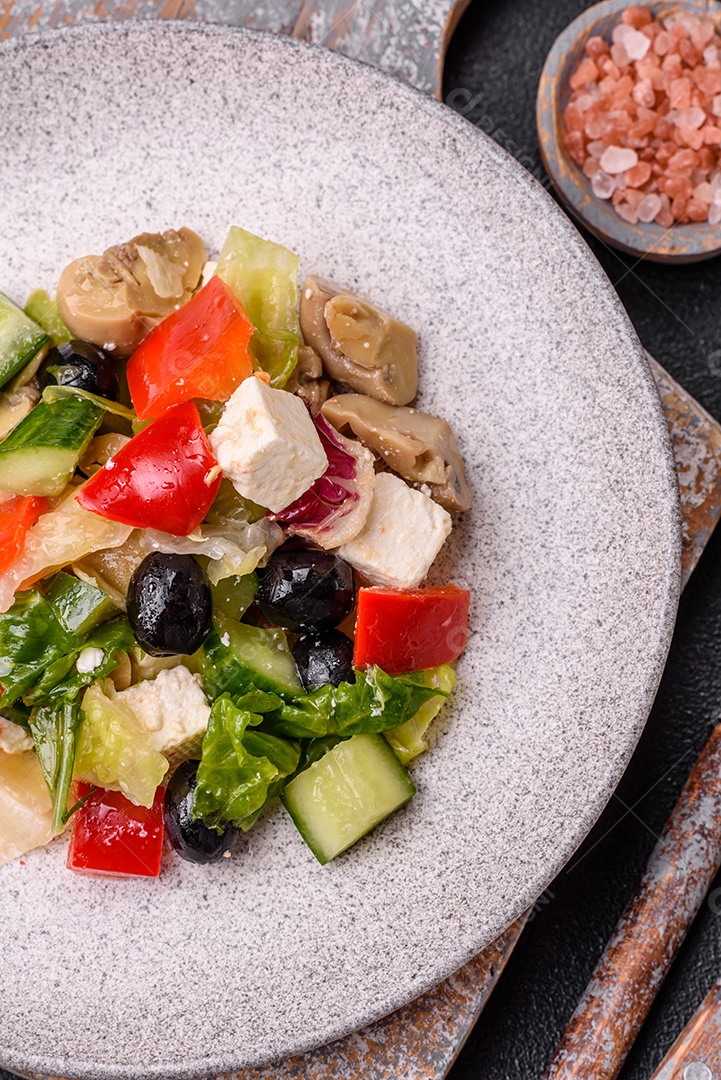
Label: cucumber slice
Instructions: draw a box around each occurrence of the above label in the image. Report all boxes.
[281,733,416,865]
[24,289,71,345]
[0,293,49,390]
[0,395,104,496]
[46,571,117,637]
[201,612,302,701]
[210,572,258,622]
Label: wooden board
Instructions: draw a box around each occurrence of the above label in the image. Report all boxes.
[3,4,721,1080]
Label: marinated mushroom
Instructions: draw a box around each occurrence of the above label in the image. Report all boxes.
[299,276,418,406]
[321,393,472,514]
[57,228,206,356]
[284,345,331,413]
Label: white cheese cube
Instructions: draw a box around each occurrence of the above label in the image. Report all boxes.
[0,716,33,755]
[210,377,328,513]
[0,750,54,867]
[116,665,211,765]
[339,472,452,589]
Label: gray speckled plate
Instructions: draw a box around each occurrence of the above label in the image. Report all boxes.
[0,22,680,1080]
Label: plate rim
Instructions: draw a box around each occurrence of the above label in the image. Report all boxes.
[0,18,682,1080]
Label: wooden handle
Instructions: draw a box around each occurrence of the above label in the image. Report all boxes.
[648,981,721,1079]
[543,724,721,1080]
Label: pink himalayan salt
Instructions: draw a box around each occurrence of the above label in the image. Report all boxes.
[685,197,710,221]
[592,170,616,199]
[570,57,599,90]
[626,160,653,186]
[637,193,662,221]
[622,6,652,29]
[624,28,652,61]
[565,8,721,227]
[654,31,672,56]
[709,201,721,224]
[694,181,715,203]
[713,95,721,118]
[616,200,640,223]
[600,145,639,172]
[632,79,656,107]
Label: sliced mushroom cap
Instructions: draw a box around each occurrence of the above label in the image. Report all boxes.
[321,393,473,514]
[284,345,331,413]
[299,276,418,406]
[57,227,206,356]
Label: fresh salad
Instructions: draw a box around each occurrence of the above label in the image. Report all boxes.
[0,225,472,876]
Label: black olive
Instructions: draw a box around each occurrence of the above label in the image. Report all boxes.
[256,548,355,631]
[127,553,212,656]
[38,340,119,401]
[293,630,356,691]
[164,761,239,865]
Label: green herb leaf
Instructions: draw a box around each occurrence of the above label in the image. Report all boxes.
[28,701,85,833]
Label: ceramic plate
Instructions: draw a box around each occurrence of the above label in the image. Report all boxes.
[0,23,681,1080]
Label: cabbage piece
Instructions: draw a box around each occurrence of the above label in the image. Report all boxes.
[193,695,299,831]
[271,414,375,549]
[384,665,457,764]
[216,226,300,388]
[141,517,283,586]
[75,679,169,808]
[0,487,133,613]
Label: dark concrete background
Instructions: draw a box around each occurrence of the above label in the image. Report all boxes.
[444,2,721,1078]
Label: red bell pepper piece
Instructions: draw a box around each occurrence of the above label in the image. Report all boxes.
[126,275,254,420]
[353,585,471,674]
[67,784,165,878]
[76,401,221,536]
[0,495,46,573]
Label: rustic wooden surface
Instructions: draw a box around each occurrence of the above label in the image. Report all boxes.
[543,723,721,1080]
[649,980,721,1079]
[3,4,721,1080]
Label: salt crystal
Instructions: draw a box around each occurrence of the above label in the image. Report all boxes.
[600,145,639,173]
[711,170,721,191]
[704,45,720,68]
[611,42,630,67]
[653,30,672,56]
[591,170,615,199]
[616,201,640,224]
[683,107,707,130]
[710,201,721,224]
[637,193,662,222]
[712,95,721,118]
[623,28,651,61]
[632,79,656,108]
[587,139,606,157]
[694,181,715,204]
[612,23,632,45]
[576,93,595,113]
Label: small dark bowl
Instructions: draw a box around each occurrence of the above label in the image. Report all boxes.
[537,0,721,263]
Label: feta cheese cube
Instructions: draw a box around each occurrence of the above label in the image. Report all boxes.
[76,646,105,674]
[210,377,328,513]
[0,716,33,755]
[338,472,452,590]
[116,665,211,765]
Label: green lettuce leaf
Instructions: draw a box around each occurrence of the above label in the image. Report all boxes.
[74,679,169,808]
[384,665,456,764]
[262,667,445,740]
[23,617,136,706]
[216,226,300,387]
[28,701,84,834]
[0,589,77,705]
[194,695,300,831]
